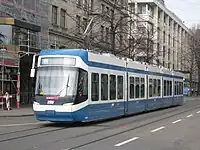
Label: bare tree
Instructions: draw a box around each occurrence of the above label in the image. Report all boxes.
[59,0,164,65]
[62,0,144,56]
[190,25,200,95]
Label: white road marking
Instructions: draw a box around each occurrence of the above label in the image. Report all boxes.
[196,111,200,114]
[172,119,182,124]
[186,114,193,118]
[114,137,139,147]
[0,122,48,127]
[151,126,165,133]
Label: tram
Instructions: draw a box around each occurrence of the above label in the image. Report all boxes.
[32,49,184,122]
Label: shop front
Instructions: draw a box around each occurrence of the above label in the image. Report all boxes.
[0,47,19,108]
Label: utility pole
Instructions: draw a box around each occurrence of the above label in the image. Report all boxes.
[0,48,6,110]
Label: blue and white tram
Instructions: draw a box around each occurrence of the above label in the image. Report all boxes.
[32,49,184,122]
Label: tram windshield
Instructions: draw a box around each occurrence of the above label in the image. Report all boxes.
[35,66,78,98]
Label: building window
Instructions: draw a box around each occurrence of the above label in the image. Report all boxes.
[76,15,81,33]
[90,0,94,12]
[83,18,88,31]
[101,74,108,100]
[110,9,114,18]
[83,0,88,9]
[91,73,99,101]
[60,9,66,28]
[101,4,105,14]
[105,27,109,42]
[137,4,146,14]
[52,5,58,25]
[121,0,124,7]
[120,35,123,48]
[77,0,81,6]
[106,6,110,16]
[110,75,116,100]
[101,25,104,41]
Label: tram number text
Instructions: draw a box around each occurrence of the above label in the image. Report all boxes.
[47,100,54,104]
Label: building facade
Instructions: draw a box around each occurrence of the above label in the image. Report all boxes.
[128,0,198,92]
[0,0,50,105]
[49,0,129,55]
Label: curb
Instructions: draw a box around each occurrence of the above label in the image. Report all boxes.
[0,114,34,118]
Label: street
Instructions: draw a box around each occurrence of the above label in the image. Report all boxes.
[0,99,200,150]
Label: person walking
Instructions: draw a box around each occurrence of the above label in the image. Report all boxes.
[5,91,11,110]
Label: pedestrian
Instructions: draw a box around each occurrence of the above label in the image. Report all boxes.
[5,91,11,110]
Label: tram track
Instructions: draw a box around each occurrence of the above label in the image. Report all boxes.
[0,101,199,149]
[0,122,81,143]
[65,103,200,149]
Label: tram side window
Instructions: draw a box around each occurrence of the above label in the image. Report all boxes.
[174,81,177,95]
[149,79,153,97]
[101,74,108,100]
[169,81,172,96]
[141,78,145,98]
[130,77,134,99]
[167,80,170,96]
[164,80,167,96]
[76,69,88,104]
[117,76,123,99]
[177,82,180,95]
[157,79,161,96]
[181,82,183,94]
[135,77,140,98]
[110,75,116,100]
[179,82,183,95]
[153,79,157,97]
[91,73,99,101]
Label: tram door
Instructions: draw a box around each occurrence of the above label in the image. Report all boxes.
[124,64,129,115]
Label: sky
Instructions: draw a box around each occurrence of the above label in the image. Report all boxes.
[165,0,200,28]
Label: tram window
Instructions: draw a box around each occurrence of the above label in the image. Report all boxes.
[91,73,99,101]
[135,77,140,98]
[169,81,172,96]
[174,81,177,95]
[75,69,88,104]
[167,81,170,96]
[158,79,161,96]
[101,74,108,100]
[141,78,145,98]
[117,76,123,99]
[179,82,182,95]
[177,82,180,95]
[164,80,167,96]
[153,79,157,97]
[130,77,134,99]
[181,82,183,94]
[149,79,153,97]
[110,75,116,100]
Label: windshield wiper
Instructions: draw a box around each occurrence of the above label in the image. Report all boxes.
[56,75,70,96]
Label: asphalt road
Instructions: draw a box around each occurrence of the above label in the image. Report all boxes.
[0,99,200,150]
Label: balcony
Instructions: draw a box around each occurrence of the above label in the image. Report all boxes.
[138,13,154,24]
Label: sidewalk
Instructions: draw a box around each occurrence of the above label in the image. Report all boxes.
[0,106,34,117]
[184,96,200,101]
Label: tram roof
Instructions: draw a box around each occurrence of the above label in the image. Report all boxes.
[40,49,184,78]
[40,48,89,61]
